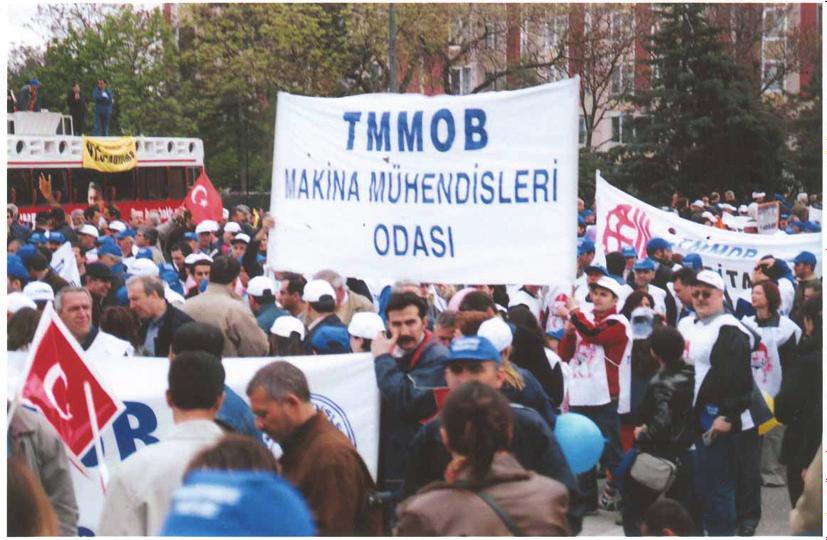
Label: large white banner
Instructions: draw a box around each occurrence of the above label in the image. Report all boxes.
[8,352,379,536]
[268,79,580,285]
[595,174,822,301]
[50,241,81,286]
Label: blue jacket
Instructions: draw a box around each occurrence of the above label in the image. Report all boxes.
[216,385,265,444]
[402,403,583,534]
[304,313,346,354]
[92,86,113,111]
[501,366,557,429]
[255,303,287,334]
[374,332,447,492]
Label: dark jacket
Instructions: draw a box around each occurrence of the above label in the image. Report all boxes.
[693,325,753,433]
[510,326,562,401]
[66,90,86,133]
[42,269,70,295]
[279,412,383,536]
[92,86,113,111]
[402,403,583,534]
[254,302,287,334]
[374,332,448,492]
[501,366,557,428]
[395,452,570,536]
[137,302,194,357]
[216,385,265,443]
[775,334,822,470]
[635,363,695,460]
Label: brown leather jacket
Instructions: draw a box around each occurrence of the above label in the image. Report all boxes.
[280,412,383,536]
[395,452,570,536]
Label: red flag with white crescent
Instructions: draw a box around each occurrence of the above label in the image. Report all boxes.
[15,303,125,463]
[184,169,223,223]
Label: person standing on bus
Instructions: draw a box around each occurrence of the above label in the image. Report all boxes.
[66,83,86,135]
[92,78,113,136]
[19,79,41,112]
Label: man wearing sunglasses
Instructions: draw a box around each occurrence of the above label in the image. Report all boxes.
[677,270,753,536]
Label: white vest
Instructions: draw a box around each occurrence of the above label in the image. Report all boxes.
[87,330,134,366]
[678,312,755,430]
[644,284,668,318]
[741,315,801,397]
[542,283,572,333]
[566,310,632,411]
[778,279,795,316]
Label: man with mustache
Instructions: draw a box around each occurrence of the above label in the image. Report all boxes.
[370,292,448,509]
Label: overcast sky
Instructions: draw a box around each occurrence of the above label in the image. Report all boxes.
[7,3,48,50]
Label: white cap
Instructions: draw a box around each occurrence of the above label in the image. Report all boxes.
[691,199,705,208]
[108,220,127,232]
[751,192,766,199]
[738,204,749,214]
[128,258,159,277]
[8,292,37,314]
[270,315,306,339]
[303,279,336,303]
[589,275,623,299]
[23,281,55,302]
[720,203,736,212]
[701,211,715,221]
[695,270,725,291]
[224,221,242,234]
[222,208,230,220]
[184,253,213,265]
[247,275,277,297]
[232,233,251,245]
[79,224,100,238]
[477,317,513,352]
[348,312,386,340]
[195,220,219,234]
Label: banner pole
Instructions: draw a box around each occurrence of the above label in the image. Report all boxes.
[84,382,110,492]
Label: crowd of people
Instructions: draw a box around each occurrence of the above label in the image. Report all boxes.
[8,77,114,136]
[6,184,823,537]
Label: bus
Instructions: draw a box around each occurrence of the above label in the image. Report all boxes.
[8,132,204,224]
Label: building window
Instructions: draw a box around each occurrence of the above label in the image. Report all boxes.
[485,22,497,50]
[610,10,634,41]
[611,114,635,144]
[579,116,586,145]
[761,6,786,93]
[545,14,568,53]
[611,61,635,96]
[450,65,472,95]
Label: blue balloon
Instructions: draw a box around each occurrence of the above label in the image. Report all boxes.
[554,412,605,474]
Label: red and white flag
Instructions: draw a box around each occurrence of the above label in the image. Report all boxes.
[184,169,223,223]
[15,303,125,465]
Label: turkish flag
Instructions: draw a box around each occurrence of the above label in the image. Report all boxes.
[184,169,223,223]
[18,304,124,461]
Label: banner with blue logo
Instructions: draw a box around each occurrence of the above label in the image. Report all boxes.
[268,79,580,285]
[8,352,379,536]
[595,174,821,302]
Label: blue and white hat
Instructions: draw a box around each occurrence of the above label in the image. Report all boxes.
[447,335,500,363]
[161,470,315,536]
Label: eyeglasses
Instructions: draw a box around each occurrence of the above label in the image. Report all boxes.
[447,363,487,375]
[754,264,770,272]
[691,289,712,300]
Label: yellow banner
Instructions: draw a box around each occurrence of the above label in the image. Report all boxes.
[81,136,138,173]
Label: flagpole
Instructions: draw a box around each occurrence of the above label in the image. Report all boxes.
[84,382,110,491]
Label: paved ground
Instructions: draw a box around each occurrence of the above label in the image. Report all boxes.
[581,477,793,536]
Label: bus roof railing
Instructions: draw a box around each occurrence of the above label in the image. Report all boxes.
[7,134,204,169]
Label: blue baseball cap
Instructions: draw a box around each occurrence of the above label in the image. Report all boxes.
[801,221,821,233]
[633,258,656,271]
[161,271,185,295]
[184,232,198,241]
[136,248,153,260]
[7,255,30,283]
[581,209,594,218]
[47,232,65,244]
[646,237,672,255]
[309,325,351,355]
[447,335,500,363]
[16,244,38,265]
[28,232,47,245]
[96,235,116,246]
[793,251,817,267]
[681,253,703,271]
[577,239,595,256]
[621,246,637,259]
[584,265,610,277]
[98,242,122,257]
[116,230,135,240]
[115,285,129,306]
[577,215,586,226]
[546,328,565,341]
[160,470,315,536]
[29,78,39,86]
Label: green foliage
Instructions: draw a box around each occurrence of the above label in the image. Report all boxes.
[9,6,195,137]
[781,72,822,195]
[611,4,784,201]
